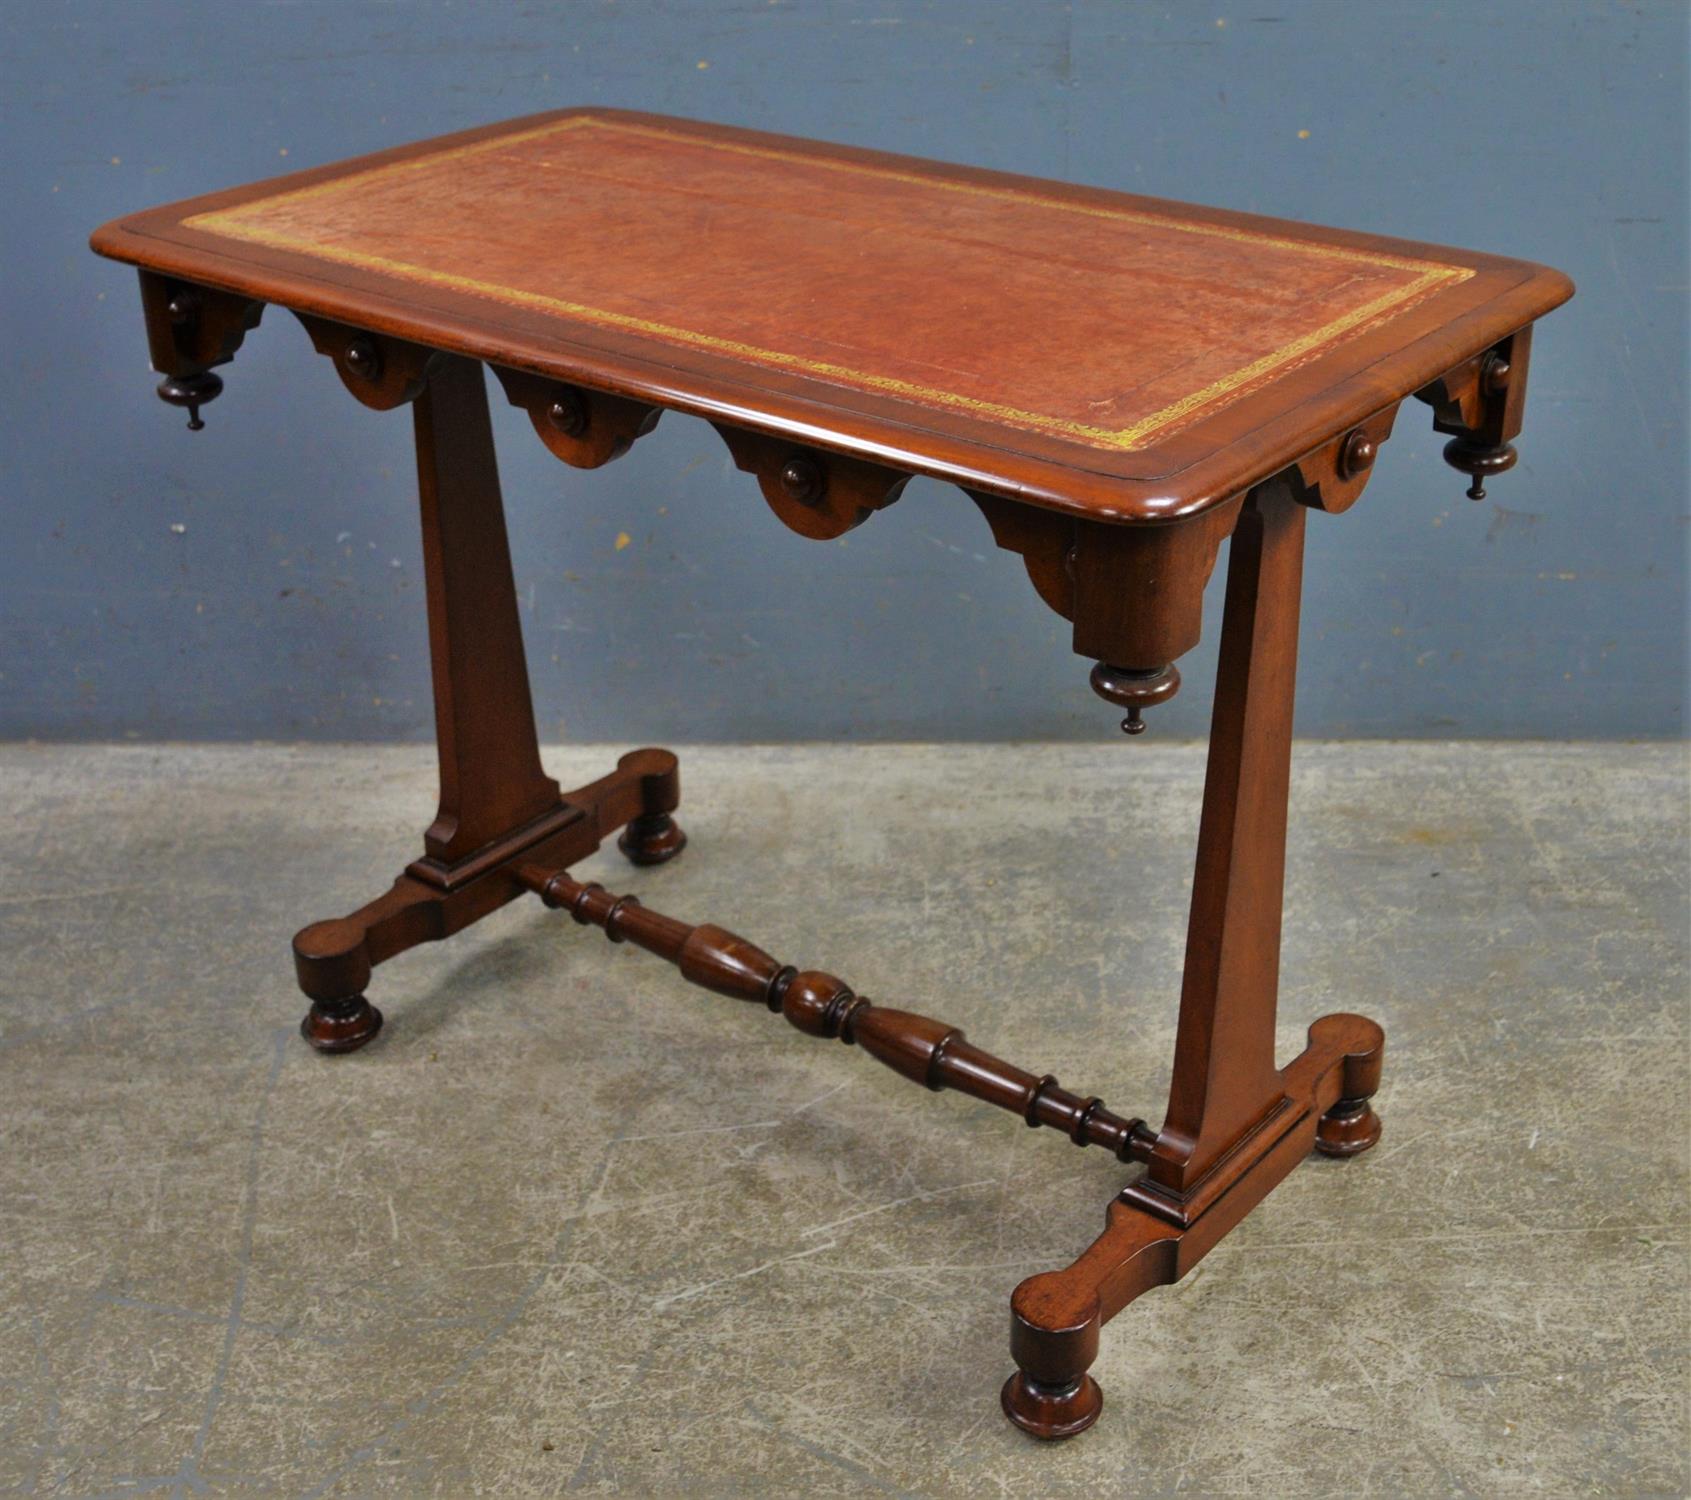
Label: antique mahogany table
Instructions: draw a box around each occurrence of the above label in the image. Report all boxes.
[92,109,1572,1439]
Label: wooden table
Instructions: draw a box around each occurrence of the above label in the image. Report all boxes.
[92,110,1573,1440]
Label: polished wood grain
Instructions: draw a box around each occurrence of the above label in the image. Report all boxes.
[92,108,1571,523]
[1141,483,1307,1201]
[93,111,1573,1443]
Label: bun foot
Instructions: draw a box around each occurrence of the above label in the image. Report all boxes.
[300,994,383,1054]
[1000,1370,1103,1441]
[1315,1096,1381,1157]
[617,812,687,867]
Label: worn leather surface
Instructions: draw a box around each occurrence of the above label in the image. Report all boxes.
[90,109,1573,520]
[184,114,1466,454]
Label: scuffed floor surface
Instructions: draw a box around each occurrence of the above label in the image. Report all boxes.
[0,742,1685,1497]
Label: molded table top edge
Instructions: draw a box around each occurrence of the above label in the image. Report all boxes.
[91,107,1574,525]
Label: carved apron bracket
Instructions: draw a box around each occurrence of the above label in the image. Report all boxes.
[137,270,264,429]
[296,314,444,410]
[1283,402,1400,515]
[1415,324,1533,500]
[493,366,662,468]
[714,423,911,540]
[967,490,1078,620]
[967,489,1239,734]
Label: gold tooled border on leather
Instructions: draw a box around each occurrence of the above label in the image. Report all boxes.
[186,115,1473,451]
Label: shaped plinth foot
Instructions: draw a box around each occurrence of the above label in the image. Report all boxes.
[1001,1011,1385,1436]
[300,994,384,1054]
[1315,1096,1382,1156]
[1000,1371,1103,1441]
[1309,1010,1385,1157]
[288,749,685,1051]
[617,811,687,866]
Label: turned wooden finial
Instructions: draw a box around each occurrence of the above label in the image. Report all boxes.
[154,290,223,429]
[1425,347,1522,501]
[156,370,223,430]
[135,275,263,432]
[1089,661,1181,736]
[1338,427,1377,480]
[1442,436,1518,501]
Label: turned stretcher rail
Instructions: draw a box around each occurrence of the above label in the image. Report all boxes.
[519,867,1157,1165]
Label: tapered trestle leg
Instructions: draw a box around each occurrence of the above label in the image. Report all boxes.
[289,352,688,1050]
[1004,482,1387,1437]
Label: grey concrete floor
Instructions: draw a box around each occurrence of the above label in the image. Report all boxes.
[0,742,1686,1498]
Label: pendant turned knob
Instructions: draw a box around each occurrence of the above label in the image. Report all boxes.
[1338,427,1377,479]
[1089,662,1180,736]
[155,370,223,431]
[342,336,382,382]
[779,453,825,505]
[1442,436,1518,501]
[1441,353,1518,500]
[154,289,227,430]
[546,389,588,437]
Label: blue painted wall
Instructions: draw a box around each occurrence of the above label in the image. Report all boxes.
[3,1,1684,741]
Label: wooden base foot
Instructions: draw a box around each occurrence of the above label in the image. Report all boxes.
[1314,1008,1384,1158]
[300,994,384,1054]
[290,748,682,1049]
[1000,1371,1103,1441]
[617,811,687,866]
[1314,1096,1382,1156]
[1001,1013,1385,1439]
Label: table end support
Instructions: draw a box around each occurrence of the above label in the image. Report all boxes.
[1002,1012,1385,1440]
[287,352,698,1054]
[1002,481,1386,1439]
[290,749,687,1054]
